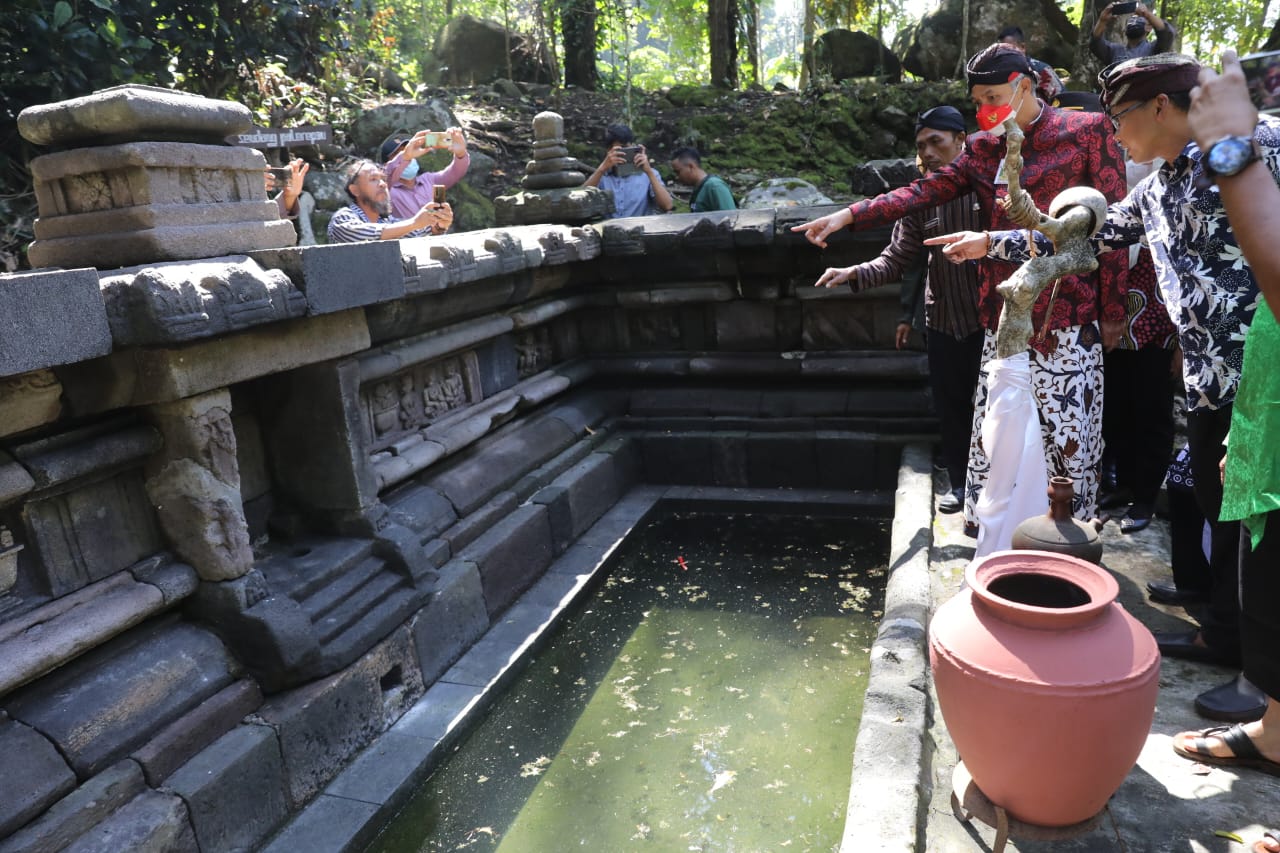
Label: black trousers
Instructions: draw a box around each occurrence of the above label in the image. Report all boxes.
[1186,405,1241,655]
[1102,347,1175,507]
[1240,509,1280,701]
[927,328,985,491]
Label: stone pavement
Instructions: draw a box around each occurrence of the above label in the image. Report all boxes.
[922,474,1280,853]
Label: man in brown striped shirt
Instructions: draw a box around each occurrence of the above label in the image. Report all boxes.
[814,106,983,513]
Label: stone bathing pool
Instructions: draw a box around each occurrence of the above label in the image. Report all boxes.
[366,509,889,851]
[263,447,936,853]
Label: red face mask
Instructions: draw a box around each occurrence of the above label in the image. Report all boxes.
[976,81,1026,136]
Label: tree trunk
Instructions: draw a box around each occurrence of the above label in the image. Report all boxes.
[559,0,598,90]
[1074,0,1109,91]
[798,0,815,88]
[1267,12,1280,50]
[708,0,738,89]
[745,0,760,87]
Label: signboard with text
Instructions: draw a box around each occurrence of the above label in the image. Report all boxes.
[227,124,332,149]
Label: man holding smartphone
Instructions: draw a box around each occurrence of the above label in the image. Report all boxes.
[1090,1,1175,65]
[381,127,471,224]
[584,124,673,218]
[327,159,453,243]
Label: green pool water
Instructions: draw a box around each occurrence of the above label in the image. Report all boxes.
[367,509,889,853]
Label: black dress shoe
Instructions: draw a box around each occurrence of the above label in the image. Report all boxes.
[1146,581,1210,606]
[1155,629,1241,667]
[1195,674,1267,723]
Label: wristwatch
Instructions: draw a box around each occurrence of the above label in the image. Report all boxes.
[1202,135,1261,180]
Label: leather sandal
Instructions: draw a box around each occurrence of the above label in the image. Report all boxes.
[1172,724,1280,777]
[1254,829,1280,853]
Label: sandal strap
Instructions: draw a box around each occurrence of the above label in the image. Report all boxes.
[1190,724,1233,756]
[1218,724,1263,760]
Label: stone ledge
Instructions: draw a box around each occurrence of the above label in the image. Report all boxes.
[17,84,252,147]
[0,559,197,697]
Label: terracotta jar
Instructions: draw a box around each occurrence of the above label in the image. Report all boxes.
[1011,475,1103,564]
[930,549,1159,827]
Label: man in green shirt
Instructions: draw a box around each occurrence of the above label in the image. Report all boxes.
[670,148,737,212]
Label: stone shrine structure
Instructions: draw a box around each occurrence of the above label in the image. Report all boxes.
[0,85,929,852]
[493,110,612,226]
[19,85,296,270]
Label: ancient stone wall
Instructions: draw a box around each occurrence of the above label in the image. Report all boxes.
[1,88,934,852]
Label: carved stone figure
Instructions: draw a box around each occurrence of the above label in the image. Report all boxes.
[993,116,1109,359]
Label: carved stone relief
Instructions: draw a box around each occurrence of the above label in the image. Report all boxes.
[145,389,252,581]
[515,327,554,378]
[363,352,482,451]
[629,309,684,349]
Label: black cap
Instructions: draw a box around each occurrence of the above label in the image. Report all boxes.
[915,106,966,134]
[380,137,408,163]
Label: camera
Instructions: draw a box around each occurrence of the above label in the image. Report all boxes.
[433,184,447,204]
[1111,2,1137,14]
[1241,50,1280,115]
[613,145,643,177]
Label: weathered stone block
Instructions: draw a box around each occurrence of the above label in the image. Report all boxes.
[426,415,576,516]
[712,300,780,350]
[493,186,613,227]
[251,241,406,315]
[410,559,489,685]
[747,432,820,488]
[638,432,714,485]
[0,759,144,853]
[0,570,169,697]
[0,719,77,837]
[27,141,293,269]
[131,679,263,786]
[58,308,371,413]
[61,789,197,853]
[163,724,287,851]
[384,483,459,541]
[17,84,252,147]
[0,269,110,377]
[252,625,423,807]
[4,621,238,778]
[0,371,63,440]
[257,794,379,853]
[458,504,554,617]
[437,490,520,555]
[532,452,622,553]
[99,256,306,346]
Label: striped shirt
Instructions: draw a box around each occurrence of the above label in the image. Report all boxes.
[849,192,984,340]
[326,204,430,244]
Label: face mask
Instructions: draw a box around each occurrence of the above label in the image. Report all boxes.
[400,159,420,180]
[976,82,1026,136]
[1124,22,1146,38]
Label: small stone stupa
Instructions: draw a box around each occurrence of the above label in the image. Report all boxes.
[493,111,613,226]
[18,84,296,270]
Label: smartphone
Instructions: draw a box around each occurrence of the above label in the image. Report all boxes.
[1241,50,1280,115]
[1111,1,1137,13]
[613,145,643,177]
[422,131,448,148]
[432,184,447,204]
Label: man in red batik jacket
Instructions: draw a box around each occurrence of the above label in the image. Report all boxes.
[794,42,1129,530]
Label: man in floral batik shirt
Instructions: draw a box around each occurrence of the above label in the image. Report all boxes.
[795,42,1129,529]
[930,52,1280,722]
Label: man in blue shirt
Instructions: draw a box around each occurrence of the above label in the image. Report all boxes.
[583,124,673,218]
